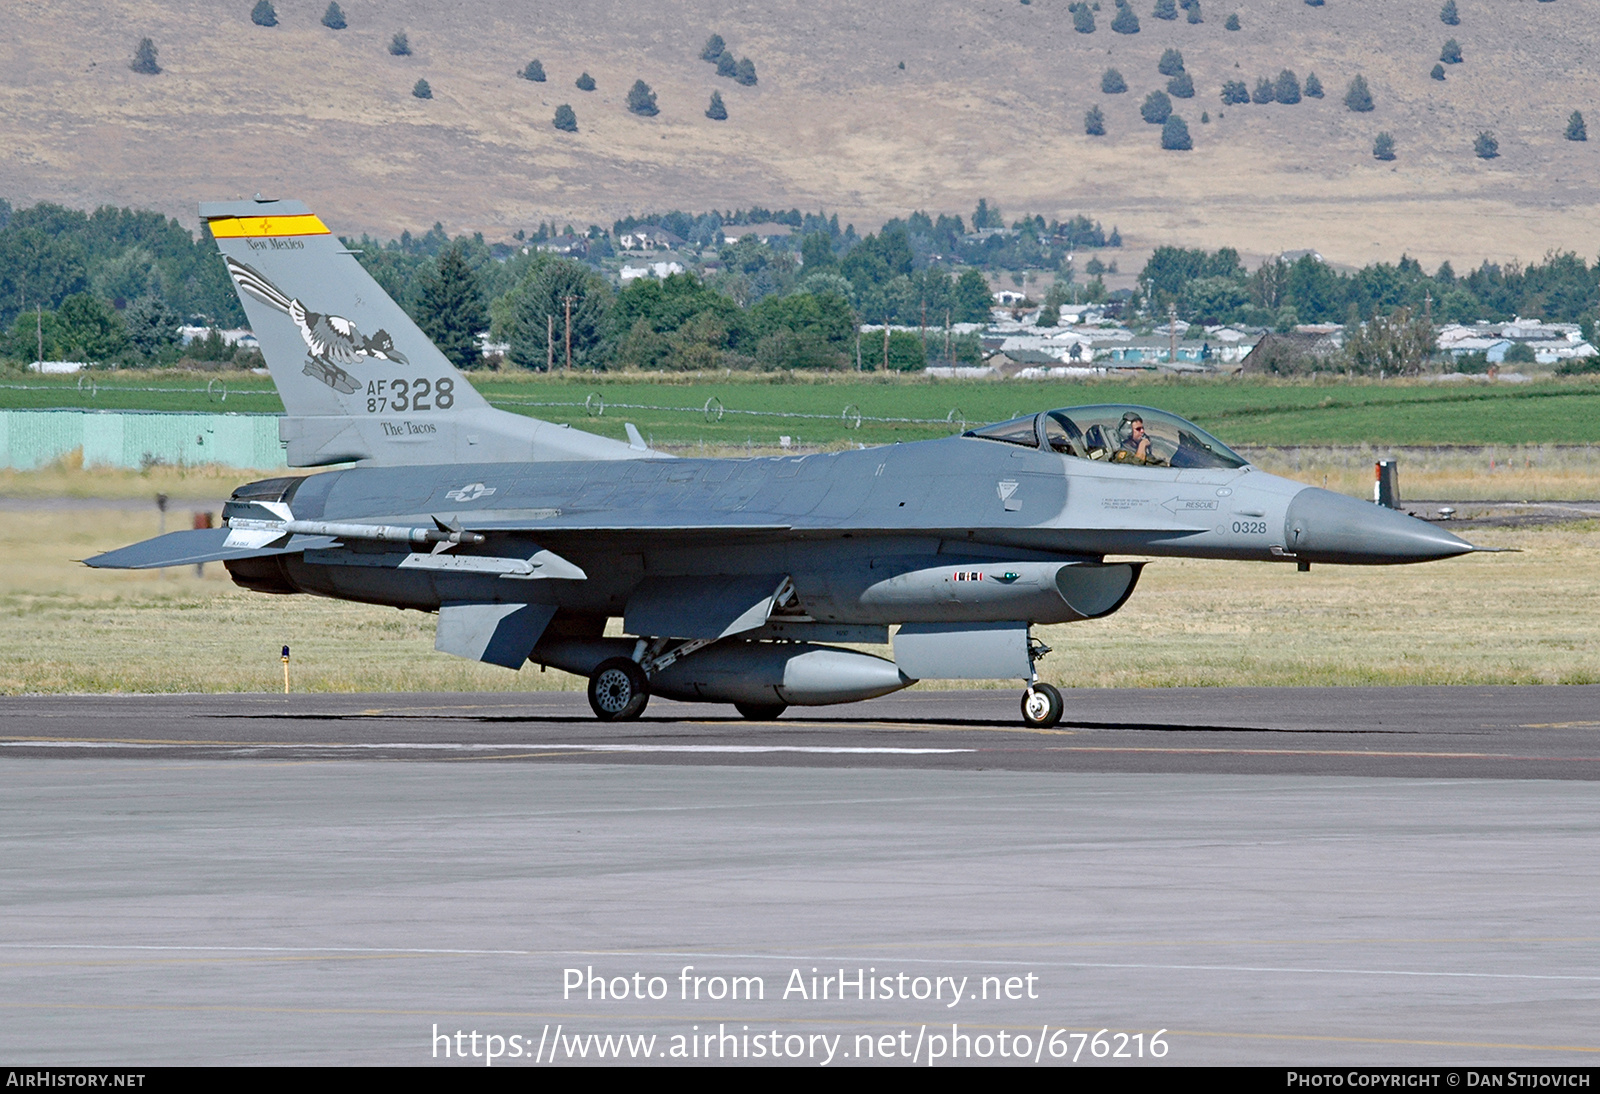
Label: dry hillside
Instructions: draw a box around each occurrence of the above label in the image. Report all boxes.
[3,0,1598,267]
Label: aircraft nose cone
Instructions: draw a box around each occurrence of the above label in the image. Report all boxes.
[1284,487,1476,564]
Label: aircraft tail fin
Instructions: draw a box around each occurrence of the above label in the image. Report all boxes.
[201,198,649,467]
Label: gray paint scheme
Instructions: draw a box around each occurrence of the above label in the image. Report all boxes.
[86,201,1484,717]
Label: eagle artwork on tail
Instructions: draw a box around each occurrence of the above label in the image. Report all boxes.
[224,256,408,394]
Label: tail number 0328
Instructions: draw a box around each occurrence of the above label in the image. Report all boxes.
[1231,520,1268,535]
[366,378,455,414]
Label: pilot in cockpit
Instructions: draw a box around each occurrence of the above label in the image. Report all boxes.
[1112,412,1165,465]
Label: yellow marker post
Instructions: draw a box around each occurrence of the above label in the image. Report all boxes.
[281,645,291,694]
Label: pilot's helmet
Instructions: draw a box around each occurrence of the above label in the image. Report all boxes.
[1117,411,1143,443]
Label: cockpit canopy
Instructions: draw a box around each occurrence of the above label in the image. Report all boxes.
[964,405,1249,470]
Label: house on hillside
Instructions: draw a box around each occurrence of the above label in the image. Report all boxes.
[536,234,589,257]
[617,226,686,252]
[720,223,793,246]
[619,261,687,284]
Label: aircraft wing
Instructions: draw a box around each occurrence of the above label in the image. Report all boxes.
[84,529,338,570]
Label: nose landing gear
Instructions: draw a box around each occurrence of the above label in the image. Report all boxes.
[587,657,650,721]
[1020,634,1061,728]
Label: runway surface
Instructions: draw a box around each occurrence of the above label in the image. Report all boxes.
[4,686,1600,778]
[3,688,1598,1066]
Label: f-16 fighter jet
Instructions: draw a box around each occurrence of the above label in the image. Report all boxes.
[88,200,1481,727]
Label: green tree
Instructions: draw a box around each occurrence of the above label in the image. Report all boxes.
[412,79,432,99]
[1431,63,1446,81]
[1161,114,1192,150]
[251,1,277,28]
[130,38,160,75]
[734,58,757,86]
[1101,68,1126,93]
[1252,76,1275,104]
[701,34,726,62]
[627,80,659,116]
[1085,104,1106,135]
[1221,79,1249,105]
[1141,90,1172,124]
[389,31,410,56]
[553,104,577,132]
[54,293,128,362]
[952,268,994,322]
[1037,302,1061,326]
[882,330,927,371]
[706,91,727,120]
[322,3,346,29]
[1474,131,1499,159]
[0,227,89,322]
[1304,72,1323,97]
[576,72,595,91]
[1373,132,1396,160]
[123,296,180,360]
[1158,48,1184,76]
[1186,1,1202,23]
[1440,39,1462,64]
[1154,0,1178,19]
[522,60,546,82]
[1073,4,1096,32]
[416,245,487,370]
[1225,12,1240,29]
[716,52,738,77]
[505,258,613,370]
[1111,1,1141,33]
[1441,0,1459,24]
[1567,111,1588,142]
[1341,307,1434,375]
[1168,72,1194,98]
[1275,70,1301,104]
[1345,75,1374,112]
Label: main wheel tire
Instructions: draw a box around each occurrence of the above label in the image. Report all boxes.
[588,657,650,721]
[1021,683,1064,728]
[734,701,788,721]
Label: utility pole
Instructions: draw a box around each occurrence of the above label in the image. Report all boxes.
[1168,302,1178,365]
[563,295,576,371]
[547,314,554,372]
[883,319,890,372]
[945,309,951,365]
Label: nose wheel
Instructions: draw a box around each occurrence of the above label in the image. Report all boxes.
[588,657,650,721]
[1021,683,1063,728]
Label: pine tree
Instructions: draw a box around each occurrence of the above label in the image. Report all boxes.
[1101,67,1127,93]
[389,31,411,56]
[576,72,596,91]
[1085,104,1106,135]
[1225,12,1241,30]
[734,58,757,86]
[1275,70,1301,104]
[1373,132,1396,160]
[1304,72,1323,97]
[627,79,659,116]
[1161,114,1193,150]
[1073,4,1096,32]
[1112,2,1141,33]
[322,3,346,30]
[1252,76,1275,104]
[1154,0,1178,20]
[1186,1,1202,23]
[1440,39,1462,64]
[1221,80,1249,105]
[1345,75,1374,112]
[412,79,432,99]
[1474,131,1499,159]
[706,91,727,120]
[1158,48,1185,76]
[417,245,487,371]
[701,34,726,62]
[130,38,160,75]
[1168,72,1195,98]
[1141,90,1172,124]
[716,52,738,77]
[251,1,277,27]
[522,60,545,82]
[1440,0,1459,25]
[1567,111,1588,142]
[1201,110,1210,122]
[553,104,578,132]
[1431,63,1446,81]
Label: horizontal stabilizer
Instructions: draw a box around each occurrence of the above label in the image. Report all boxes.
[84,528,337,570]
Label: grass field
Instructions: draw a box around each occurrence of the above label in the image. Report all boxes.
[8,369,1600,448]
[2,506,1593,696]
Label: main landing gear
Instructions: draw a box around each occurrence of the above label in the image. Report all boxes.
[1019,634,1062,728]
